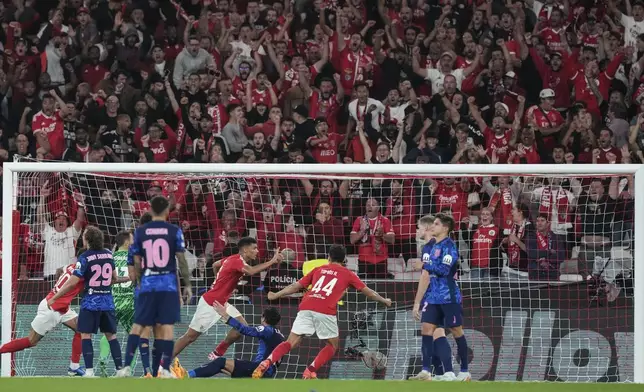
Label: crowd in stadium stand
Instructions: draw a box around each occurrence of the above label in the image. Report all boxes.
[0,0,635,299]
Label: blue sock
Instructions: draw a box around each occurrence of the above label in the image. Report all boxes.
[124,334,140,368]
[82,339,94,370]
[432,355,444,376]
[455,335,468,372]
[192,357,226,378]
[435,337,453,373]
[108,338,123,370]
[152,340,161,376]
[421,335,434,373]
[139,338,151,375]
[156,339,175,371]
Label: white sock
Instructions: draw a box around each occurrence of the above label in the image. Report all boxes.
[69,362,80,370]
[85,368,94,376]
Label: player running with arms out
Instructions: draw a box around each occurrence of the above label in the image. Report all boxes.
[172,304,284,379]
[48,226,130,377]
[172,237,282,360]
[0,264,85,376]
[117,196,191,378]
[253,245,392,380]
[411,214,470,382]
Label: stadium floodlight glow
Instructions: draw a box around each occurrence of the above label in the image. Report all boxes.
[1,162,642,382]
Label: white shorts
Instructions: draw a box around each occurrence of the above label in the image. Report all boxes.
[31,299,78,336]
[291,310,339,340]
[188,297,242,333]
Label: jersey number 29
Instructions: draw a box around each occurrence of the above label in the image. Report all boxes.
[310,276,338,298]
[89,264,113,287]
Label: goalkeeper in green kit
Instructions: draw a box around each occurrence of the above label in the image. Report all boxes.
[99,230,152,377]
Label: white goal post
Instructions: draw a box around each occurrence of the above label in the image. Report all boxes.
[2,162,643,382]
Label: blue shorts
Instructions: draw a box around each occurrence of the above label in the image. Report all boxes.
[421,302,463,328]
[134,291,180,326]
[231,360,274,378]
[78,309,117,334]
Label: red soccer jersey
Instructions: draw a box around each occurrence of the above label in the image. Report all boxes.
[297,263,366,315]
[351,214,394,264]
[539,27,564,53]
[202,254,247,306]
[528,106,565,150]
[434,183,468,223]
[32,110,65,159]
[307,133,343,163]
[471,224,499,268]
[45,263,84,313]
[337,47,373,91]
[309,91,340,132]
[484,127,512,163]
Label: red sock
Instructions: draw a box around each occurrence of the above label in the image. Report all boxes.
[214,340,230,356]
[308,344,336,372]
[70,333,82,363]
[268,342,292,364]
[0,337,32,354]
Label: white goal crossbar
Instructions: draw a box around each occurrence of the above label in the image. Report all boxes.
[2,162,643,382]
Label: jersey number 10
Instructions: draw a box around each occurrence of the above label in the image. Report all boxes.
[142,239,170,268]
[310,276,338,298]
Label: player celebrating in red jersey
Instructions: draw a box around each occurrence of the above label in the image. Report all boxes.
[252,245,392,379]
[0,264,85,376]
[172,237,282,359]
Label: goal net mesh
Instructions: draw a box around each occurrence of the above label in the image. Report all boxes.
[1,165,635,381]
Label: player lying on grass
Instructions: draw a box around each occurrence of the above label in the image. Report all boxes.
[172,237,282,360]
[171,304,284,379]
[99,229,153,377]
[0,264,85,376]
[118,196,191,378]
[411,214,470,381]
[252,244,392,379]
[48,226,130,377]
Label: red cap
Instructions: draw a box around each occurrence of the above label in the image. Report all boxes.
[55,211,69,218]
[78,7,89,14]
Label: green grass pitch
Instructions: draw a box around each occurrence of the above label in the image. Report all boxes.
[0,379,642,392]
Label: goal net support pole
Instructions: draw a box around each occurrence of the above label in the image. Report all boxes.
[2,162,643,381]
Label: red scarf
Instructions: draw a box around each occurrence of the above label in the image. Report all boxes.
[208,105,222,134]
[539,186,569,223]
[488,186,514,232]
[508,220,526,267]
[536,230,550,250]
[360,214,383,255]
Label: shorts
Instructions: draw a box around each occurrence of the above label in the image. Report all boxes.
[77,309,117,334]
[134,291,180,326]
[421,302,463,328]
[231,359,274,378]
[290,310,339,340]
[31,299,78,336]
[188,297,241,333]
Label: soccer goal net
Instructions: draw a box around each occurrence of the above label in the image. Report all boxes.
[1,162,642,382]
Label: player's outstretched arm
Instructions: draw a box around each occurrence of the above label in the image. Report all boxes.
[177,252,193,300]
[46,275,81,307]
[412,270,430,321]
[212,301,269,338]
[243,248,283,276]
[359,287,392,307]
[267,282,304,301]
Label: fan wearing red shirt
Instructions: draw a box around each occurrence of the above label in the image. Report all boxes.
[470,208,501,278]
[525,89,565,150]
[530,50,571,109]
[470,98,513,163]
[349,198,396,279]
[33,91,69,160]
[307,119,343,163]
[174,237,282,359]
[432,178,469,224]
[538,8,566,53]
[135,120,178,163]
[300,74,345,134]
[252,245,392,380]
[593,128,622,163]
[570,52,624,117]
[334,17,374,92]
[0,263,84,375]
